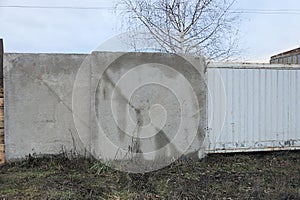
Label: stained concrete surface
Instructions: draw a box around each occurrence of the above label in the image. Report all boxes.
[4,52,207,172]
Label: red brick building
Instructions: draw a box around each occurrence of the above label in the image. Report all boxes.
[270,47,300,64]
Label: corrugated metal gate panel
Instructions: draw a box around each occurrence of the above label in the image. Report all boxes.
[207,64,300,153]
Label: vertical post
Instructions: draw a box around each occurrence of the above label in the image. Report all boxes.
[0,39,2,81]
[0,39,4,164]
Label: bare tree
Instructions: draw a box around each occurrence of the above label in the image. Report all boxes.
[118,0,239,60]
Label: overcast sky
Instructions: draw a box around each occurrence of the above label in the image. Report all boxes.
[0,0,299,62]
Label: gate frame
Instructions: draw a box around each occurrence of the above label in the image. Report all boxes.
[0,38,4,164]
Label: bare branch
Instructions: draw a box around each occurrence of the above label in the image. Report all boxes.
[118,0,240,61]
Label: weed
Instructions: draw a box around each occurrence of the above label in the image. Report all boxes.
[90,161,111,175]
[0,151,299,199]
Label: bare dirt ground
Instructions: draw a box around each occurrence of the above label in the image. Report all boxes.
[0,151,299,199]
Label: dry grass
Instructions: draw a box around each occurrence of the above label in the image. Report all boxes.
[0,151,299,199]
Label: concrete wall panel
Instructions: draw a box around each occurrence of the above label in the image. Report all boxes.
[4,52,207,171]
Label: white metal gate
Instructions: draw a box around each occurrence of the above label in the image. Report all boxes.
[207,63,300,153]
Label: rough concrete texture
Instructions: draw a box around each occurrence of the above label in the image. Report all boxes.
[4,52,207,171]
[4,53,88,160]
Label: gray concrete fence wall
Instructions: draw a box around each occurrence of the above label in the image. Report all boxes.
[4,53,87,159]
[4,52,207,171]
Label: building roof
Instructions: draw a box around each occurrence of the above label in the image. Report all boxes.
[271,47,300,60]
